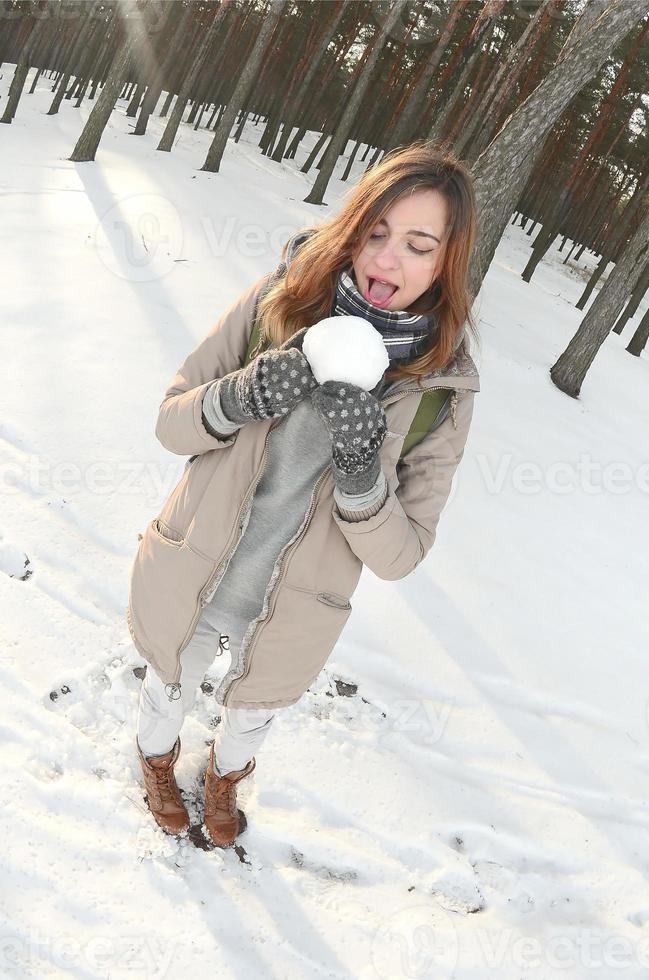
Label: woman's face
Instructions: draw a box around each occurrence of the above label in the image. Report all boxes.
[351,187,448,312]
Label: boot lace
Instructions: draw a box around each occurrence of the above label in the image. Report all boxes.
[205,774,237,817]
[148,764,182,809]
[158,771,181,805]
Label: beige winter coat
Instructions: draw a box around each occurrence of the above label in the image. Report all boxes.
[126,272,480,709]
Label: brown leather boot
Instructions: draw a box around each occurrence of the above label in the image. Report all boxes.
[136,736,190,835]
[203,742,256,848]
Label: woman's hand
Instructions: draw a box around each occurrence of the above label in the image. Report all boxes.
[217,327,318,424]
[311,381,387,494]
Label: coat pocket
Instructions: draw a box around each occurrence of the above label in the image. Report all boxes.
[128,518,213,671]
[228,584,353,705]
[317,591,352,610]
[151,518,184,546]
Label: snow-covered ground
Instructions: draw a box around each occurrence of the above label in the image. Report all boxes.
[2,63,649,979]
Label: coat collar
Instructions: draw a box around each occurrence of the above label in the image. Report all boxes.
[375,333,480,402]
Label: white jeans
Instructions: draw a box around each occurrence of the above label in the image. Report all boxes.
[136,614,275,775]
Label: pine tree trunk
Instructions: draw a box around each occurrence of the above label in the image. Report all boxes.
[462,0,561,163]
[201,1,286,174]
[626,304,649,356]
[576,255,608,311]
[0,13,49,124]
[550,209,649,396]
[157,5,228,153]
[469,0,648,305]
[134,4,190,129]
[269,0,346,162]
[304,0,403,205]
[126,81,145,117]
[47,0,101,116]
[286,124,307,158]
[27,66,43,94]
[385,1,467,152]
[427,2,506,146]
[612,261,649,334]
[69,1,148,163]
[300,132,328,174]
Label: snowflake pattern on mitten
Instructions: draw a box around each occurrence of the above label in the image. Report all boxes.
[311,381,387,476]
[238,347,316,420]
[217,327,318,425]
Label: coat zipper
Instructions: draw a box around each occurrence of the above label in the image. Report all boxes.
[163,414,288,701]
[220,461,332,706]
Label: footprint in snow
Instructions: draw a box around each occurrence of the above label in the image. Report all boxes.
[430,870,486,914]
[290,847,359,882]
[0,541,32,581]
[306,671,388,724]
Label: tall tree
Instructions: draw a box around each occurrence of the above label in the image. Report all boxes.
[201,0,286,173]
[157,2,229,153]
[69,0,150,163]
[427,0,506,147]
[269,0,347,162]
[468,0,649,303]
[304,0,404,205]
[550,206,649,396]
[385,0,468,153]
[626,302,649,356]
[133,0,193,136]
[0,1,50,125]
[47,0,103,116]
[459,0,562,163]
[520,17,649,283]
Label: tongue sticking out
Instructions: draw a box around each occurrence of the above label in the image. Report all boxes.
[368,278,397,304]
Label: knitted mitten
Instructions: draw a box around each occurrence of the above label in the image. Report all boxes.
[212,327,317,425]
[311,381,387,494]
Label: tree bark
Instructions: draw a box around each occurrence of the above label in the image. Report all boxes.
[69,1,148,163]
[626,304,649,356]
[304,0,403,205]
[386,1,468,152]
[269,0,346,162]
[461,0,562,163]
[47,0,102,116]
[469,0,649,304]
[201,0,287,173]
[157,3,229,153]
[0,9,50,124]
[612,261,649,334]
[550,207,649,396]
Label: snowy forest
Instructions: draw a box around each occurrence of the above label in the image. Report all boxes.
[1,0,649,977]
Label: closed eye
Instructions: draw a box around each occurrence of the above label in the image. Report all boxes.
[369,232,432,256]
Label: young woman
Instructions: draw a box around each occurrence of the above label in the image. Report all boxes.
[128,141,481,847]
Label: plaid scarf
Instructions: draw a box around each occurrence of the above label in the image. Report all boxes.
[331,267,437,364]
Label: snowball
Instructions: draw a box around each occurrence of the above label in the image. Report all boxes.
[302,316,389,390]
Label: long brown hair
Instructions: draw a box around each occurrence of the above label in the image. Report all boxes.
[257,141,480,386]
